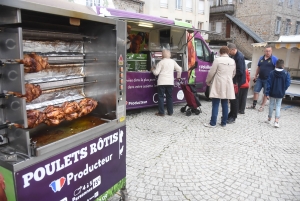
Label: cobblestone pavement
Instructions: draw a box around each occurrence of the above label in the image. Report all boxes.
[109,98,300,201]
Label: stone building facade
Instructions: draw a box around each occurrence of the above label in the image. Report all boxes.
[73,0,144,13]
[112,0,144,13]
[208,0,300,59]
[235,0,300,41]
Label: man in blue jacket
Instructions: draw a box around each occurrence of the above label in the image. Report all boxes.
[265,59,291,128]
[227,43,246,124]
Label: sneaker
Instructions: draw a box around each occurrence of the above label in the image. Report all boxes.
[274,121,279,128]
[227,117,235,124]
[218,123,226,127]
[204,123,216,128]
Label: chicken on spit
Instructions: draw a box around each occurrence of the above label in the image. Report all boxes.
[27,109,46,129]
[61,101,81,121]
[78,98,98,117]
[44,105,65,126]
[16,53,49,73]
[12,83,42,102]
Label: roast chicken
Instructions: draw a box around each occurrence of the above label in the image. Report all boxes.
[62,101,81,121]
[27,109,46,129]
[15,98,98,128]
[16,53,49,73]
[13,83,42,102]
[44,105,65,126]
[78,98,98,117]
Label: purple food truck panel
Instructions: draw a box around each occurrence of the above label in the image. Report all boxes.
[15,126,126,201]
[126,72,188,110]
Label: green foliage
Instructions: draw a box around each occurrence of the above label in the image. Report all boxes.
[95,178,126,201]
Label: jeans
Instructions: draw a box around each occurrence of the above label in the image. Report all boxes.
[157,85,173,115]
[239,88,248,113]
[210,98,228,126]
[268,97,282,119]
[228,86,240,119]
[254,78,267,94]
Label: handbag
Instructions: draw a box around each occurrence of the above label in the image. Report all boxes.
[233,84,239,94]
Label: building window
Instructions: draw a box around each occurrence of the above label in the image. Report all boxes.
[216,22,222,33]
[198,0,205,14]
[160,16,168,18]
[198,22,203,29]
[296,22,300,35]
[239,0,243,3]
[285,19,291,35]
[210,0,214,7]
[186,20,192,24]
[278,0,284,5]
[175,18,182,21]
[86,0,100,6]
[228,0,233,4]
[186,0,192,12]
[288,0,294,7]
[275,17,281,35]
[209,22,212,31]
[216,0,223,6]
[176,0,182,10]
[160,0,168,8]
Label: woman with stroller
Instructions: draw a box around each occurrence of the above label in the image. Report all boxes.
[204,46,236,127]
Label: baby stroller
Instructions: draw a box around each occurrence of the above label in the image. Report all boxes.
[180,63,202,116]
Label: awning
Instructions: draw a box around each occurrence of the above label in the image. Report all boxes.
[252,35,300,49]
[93,6,221,35]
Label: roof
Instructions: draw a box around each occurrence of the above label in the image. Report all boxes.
[225,14,264,43]
[252,35,300,49]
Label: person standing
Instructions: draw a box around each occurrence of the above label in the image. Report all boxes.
[227,43,246,124]
[204,46,236,128]
[247,45,278,111]
[238,68,250,114]
[265,59,291,128]
[151,49,182,116]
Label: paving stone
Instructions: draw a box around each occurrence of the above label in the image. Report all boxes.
[108,101,300,201]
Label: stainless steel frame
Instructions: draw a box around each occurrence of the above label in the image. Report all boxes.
[0,0,126,172]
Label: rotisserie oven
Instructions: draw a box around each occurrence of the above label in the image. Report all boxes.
[0,0,126,163]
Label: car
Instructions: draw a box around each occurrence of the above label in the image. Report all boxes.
[245,60,252,74]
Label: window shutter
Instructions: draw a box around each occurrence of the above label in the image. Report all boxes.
[216,22,222,33]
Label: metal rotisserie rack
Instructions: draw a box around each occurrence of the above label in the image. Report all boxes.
[0,1,126,168]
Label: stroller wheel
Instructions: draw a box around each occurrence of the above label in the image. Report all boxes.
[180,107,186,113]
[186,109,192,116]
[195,109,201,115]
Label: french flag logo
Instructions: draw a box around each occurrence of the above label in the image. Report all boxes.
[49,177,66,193]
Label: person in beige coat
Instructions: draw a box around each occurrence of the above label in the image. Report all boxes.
[151,49,182,116]
[204,46,236,128]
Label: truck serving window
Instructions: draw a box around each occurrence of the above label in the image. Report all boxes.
[195,39,210,62]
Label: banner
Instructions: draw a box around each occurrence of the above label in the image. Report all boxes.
[126,72,187,110]
[15,126,126,201]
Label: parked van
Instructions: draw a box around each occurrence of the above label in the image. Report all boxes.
[94,7,216,110]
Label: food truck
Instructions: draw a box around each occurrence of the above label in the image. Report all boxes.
[250,35,300,99]
[0,0,127,200]
[93,7,216,110]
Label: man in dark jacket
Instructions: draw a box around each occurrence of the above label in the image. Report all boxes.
[265,59,291,128]
[227,43,246,124]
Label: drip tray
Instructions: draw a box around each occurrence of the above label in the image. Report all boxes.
[30,115,107,147]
